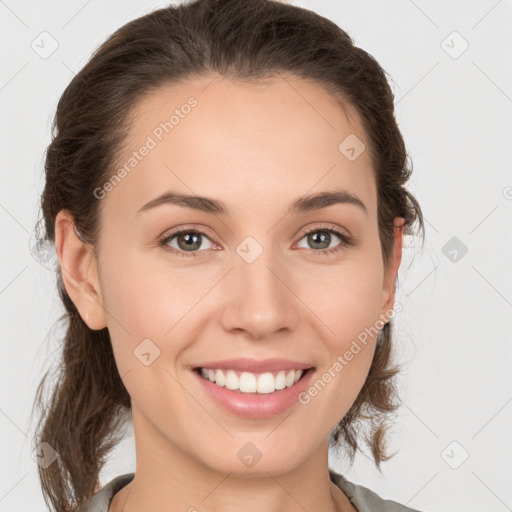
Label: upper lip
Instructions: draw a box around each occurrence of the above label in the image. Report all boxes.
[193,358,315,373]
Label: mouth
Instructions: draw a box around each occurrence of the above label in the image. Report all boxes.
[191,364,317,418]
[193,366,315,395]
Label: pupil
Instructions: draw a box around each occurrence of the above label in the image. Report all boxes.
[309,231,330,249]
[179,232,200,251]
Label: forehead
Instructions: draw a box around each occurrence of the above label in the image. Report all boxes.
[102,73,377,220]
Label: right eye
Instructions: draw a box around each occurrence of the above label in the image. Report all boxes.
[158,228,217,257]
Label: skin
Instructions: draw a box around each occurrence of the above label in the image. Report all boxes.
[55,73,404,512]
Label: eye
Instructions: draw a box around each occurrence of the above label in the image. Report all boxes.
[158,228,215,257]
[295,225,352,256]
[158,224,352,258]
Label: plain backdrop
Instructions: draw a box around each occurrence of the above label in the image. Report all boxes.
[1,1,511,511]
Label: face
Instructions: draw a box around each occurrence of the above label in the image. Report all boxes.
[58,73,403,477]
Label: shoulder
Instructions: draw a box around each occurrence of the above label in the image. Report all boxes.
[329,469,424,512]
[75,473,135,512]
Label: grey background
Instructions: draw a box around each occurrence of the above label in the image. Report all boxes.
[1,0,511,510]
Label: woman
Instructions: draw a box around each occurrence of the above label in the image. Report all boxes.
[32,0,425,510]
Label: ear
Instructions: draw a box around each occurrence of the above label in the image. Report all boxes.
[54,210,107,330]
[379,217,405,323]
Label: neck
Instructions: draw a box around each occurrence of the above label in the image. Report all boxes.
[109,408,356,512]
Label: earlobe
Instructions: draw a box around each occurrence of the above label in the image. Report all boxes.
[379,217,405,322]
[54,210,107,330]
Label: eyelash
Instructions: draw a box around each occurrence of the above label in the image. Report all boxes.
[157,224,352,259]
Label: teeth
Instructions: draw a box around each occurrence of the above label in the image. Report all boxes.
[199,368,305,394]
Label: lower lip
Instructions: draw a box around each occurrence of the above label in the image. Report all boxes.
[192,368,315,419]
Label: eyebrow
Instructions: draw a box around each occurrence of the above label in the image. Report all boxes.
[136,187,367,217]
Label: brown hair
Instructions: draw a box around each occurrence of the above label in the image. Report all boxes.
[32,0,424,510]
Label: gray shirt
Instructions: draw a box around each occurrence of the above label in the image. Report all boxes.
[76,470,423,511]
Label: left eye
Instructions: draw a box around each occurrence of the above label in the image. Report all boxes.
[296,228,346,251]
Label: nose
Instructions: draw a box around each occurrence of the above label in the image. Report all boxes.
[219,248,300,340]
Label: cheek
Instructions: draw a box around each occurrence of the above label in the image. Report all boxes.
[100,247,201,331]
[97,256,195,413]
[301,252,384,401]
[307,258,384,345]
[98,250,215,372]
[305,279,381,430]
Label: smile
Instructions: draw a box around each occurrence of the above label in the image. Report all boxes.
[197,367,306,394]
[192,365,316,418]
